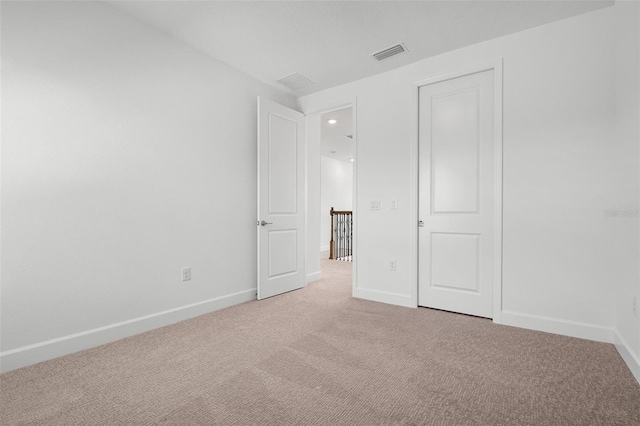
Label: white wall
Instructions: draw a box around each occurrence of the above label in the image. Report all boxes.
[0,1,294,371]
[299,2,639,372]
[320,156,353,251]
[305,114,322,283]
[612,1,640,382]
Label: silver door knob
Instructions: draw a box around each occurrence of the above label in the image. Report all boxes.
[260,220,273,226]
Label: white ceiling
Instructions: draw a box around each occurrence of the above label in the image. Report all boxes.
[321,107,354,162]
[108,1,613,97]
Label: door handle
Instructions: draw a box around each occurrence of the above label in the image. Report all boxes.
[260,220,273,226]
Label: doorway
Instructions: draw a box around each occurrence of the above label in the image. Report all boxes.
[305,103,356,292]
[320,107,354,261]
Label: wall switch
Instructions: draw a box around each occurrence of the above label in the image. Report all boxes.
[633,295,638,317]
[391,199,398,210]
[370,200,380,210]
[181,266,192,282]
[389,260,396,271]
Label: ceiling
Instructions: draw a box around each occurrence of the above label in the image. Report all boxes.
[321,107,354,162]
[108,1,613,97]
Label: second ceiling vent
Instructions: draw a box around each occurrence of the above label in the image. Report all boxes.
[277,72,314,91]
[371,42,408,61]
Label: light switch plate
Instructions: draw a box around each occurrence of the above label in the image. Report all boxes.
[391,199,398,210]
[181,266,192,282]
[370,200,380,210]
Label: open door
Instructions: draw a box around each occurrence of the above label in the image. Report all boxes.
[257,97,305,299]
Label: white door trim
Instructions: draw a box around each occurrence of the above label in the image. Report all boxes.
[410,59,503,323]
[303,97,358,297]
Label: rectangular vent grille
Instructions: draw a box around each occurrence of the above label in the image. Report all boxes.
[371,43,408,61]
[277,72,314,91]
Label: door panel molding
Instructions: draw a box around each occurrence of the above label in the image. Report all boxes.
[430,232,481,293]
[410,59,503,323]
[430,88,481,214]
[268,112,299,215]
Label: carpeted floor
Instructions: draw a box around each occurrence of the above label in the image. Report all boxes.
[1,259,639,425]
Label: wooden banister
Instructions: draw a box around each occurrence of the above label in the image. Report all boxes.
[329,207,353,261]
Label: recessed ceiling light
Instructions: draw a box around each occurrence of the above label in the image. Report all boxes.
[350,158,354,162]
[327,119,337,124]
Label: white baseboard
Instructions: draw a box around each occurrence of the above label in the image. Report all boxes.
[306,270,322,284]
[355,287,415,308]
[0,288,257,373]
[497,311,640,384]
[614,330,640,385]
[500,310,614,343]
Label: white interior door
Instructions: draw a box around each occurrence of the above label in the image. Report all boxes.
[257,97,305,300]
[418,70,495,318]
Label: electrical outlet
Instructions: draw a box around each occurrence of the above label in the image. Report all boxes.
[181,266,192,282]
[633,295,638,317]
[389,260,396,271]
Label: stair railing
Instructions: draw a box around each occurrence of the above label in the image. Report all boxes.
[329,207,353,261]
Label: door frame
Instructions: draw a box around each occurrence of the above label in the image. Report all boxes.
[303,97,358,297]
[410,59,503,323]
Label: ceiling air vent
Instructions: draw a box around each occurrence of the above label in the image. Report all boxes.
[371,43,408,61]
[277,72,314,91]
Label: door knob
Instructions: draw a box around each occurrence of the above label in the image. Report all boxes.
[260,220,273,226]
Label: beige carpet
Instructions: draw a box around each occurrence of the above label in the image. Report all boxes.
[1,259,639,425]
